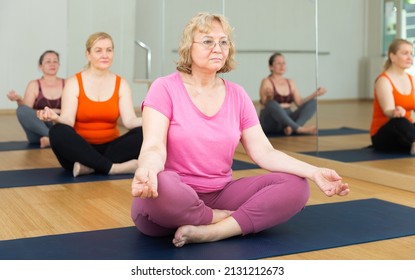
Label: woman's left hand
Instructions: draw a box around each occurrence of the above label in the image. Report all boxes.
[312,168,350,197]
[315,87,327,97]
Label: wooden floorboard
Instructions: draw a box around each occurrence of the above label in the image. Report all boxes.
[1,100,415,260]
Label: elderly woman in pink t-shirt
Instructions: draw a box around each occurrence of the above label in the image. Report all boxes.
[130,12,349,247]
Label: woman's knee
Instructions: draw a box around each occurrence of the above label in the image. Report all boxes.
[16,105,34,120]
[270,174,310,222]
[131,171,208,231]
[141,170,196,210]
[292,176,310,206]
[269,173,310,206]
[49,123,72,138]
[156,171,201,207]
[264,100,282,111]
[157,171,180,193]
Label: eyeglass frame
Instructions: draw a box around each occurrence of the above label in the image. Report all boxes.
[193,39,232,50]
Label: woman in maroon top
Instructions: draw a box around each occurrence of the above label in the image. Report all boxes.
[7,50,64,148]
[259,52,326,135]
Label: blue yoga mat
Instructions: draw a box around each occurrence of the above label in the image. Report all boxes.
[0,160,260,189]
[0,168,133,188]
[302,147,412,162]
[0,128,367,151]
[1,199,414,260]
[0,141,40,151]
[231,159,259,170]
[266,126,368,137]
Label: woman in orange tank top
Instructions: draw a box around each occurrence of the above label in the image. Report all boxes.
[37,32,143,177]
[370,38,415,155]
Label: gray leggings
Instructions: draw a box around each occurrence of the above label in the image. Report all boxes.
[16,105,53,144]
[259,99,316,134]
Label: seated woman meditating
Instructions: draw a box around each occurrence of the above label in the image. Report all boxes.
[37,32,143,177]
[7,50,64,148]
[370,38,415,154]
[130,12,349,248]
[259,52,326,135]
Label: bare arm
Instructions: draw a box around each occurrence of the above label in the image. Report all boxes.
[131,106,169,198]
[118,78,142,129]
[7,90,25,106]
[375,76,406,118]
[290,79,326,106]
[37,75,79,126]
[241,124,349,196]
[259,78,274,105]
[7,80,39,107]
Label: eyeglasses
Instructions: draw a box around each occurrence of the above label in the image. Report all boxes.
[193,39,231,50]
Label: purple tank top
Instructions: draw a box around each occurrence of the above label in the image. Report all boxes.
[33,79,64,110]
[269,77,294,104]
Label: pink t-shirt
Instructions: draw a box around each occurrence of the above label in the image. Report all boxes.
[142,72,259,193]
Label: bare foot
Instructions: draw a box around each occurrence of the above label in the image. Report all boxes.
[284,126,293,136]
[212,209,233,224]
[173,225,210,247]
[172,217,242,247]
[40,136,50,148]
[411,142,415,155]
[73,162,94,177]
[296,125,317,135]
[109,159,138,175]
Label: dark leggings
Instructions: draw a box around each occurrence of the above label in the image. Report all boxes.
[49,123,143,174]
[16,105,53,144]
[259,99,316,134]
[371,118,415,153]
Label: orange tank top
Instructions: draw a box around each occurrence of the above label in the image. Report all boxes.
[74,72,120,144]
[370,72,415,136]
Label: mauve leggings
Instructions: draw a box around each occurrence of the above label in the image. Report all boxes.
[131,170,310,237]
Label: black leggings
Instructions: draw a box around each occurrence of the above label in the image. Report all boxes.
[49,123,143,174]
[371,118,415,153]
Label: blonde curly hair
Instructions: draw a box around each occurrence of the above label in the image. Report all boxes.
[176,12,236,74]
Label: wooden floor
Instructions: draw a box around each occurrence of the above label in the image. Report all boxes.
[0,100,414,259]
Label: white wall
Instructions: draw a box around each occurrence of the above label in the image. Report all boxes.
[1,0,384,110]
[134,0,317,102]
[66,0,141,106]
[318,0,368,100]
[0,0,68,110]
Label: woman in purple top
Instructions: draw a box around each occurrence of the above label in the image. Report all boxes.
[7,50,64,148]
[131,13,349,247]
[259,52,326,135]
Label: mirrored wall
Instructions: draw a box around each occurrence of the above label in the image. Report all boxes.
[134,0,319,152]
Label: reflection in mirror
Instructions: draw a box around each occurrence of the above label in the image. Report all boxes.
[134,0,318,153]
[314,1,382,155]
[223,0,318,154]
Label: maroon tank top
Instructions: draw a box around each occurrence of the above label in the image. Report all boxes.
[268,77,294,104]
[33,79,64,110]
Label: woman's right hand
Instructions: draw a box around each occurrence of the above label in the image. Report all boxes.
[131,167,159,199]
[393,106,406,118]
[261,88,274,105]
[7,90,21,102]
[37,106,59,122]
